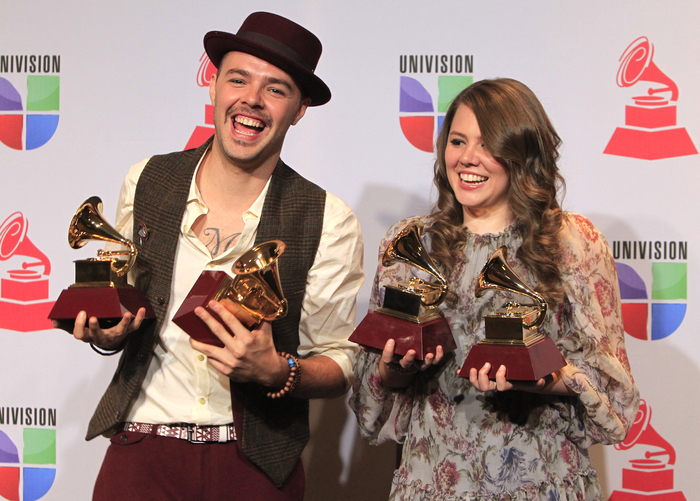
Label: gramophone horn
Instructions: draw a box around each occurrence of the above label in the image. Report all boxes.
[476,246,547,328]
[229,240,288,322]
[617,36,679,101]
[615,399,676,465]
[382,221,448,307]
[0,212,51,275]
[68,196,137,277]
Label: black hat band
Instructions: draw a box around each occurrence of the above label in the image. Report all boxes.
[237,31,313,71]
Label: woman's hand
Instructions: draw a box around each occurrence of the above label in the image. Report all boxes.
[467,363,575,395]
[378,339,444,388]
[467,363,520,392]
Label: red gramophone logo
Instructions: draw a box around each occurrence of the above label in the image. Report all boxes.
[604,37,697,160]
[184,52,216,150]
[0,212,55,332]
[608,399,686,500]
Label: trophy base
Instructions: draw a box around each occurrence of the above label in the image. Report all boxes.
[458,337,565,381]
[48,286,155,329]
[608,489,686,500]
[604,126,697,160]
[173,270,234,348]
[349,311,455,361]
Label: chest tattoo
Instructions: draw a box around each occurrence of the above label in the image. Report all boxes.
[202,228,241,257]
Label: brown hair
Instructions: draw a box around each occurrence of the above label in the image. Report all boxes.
[427,78,566,303]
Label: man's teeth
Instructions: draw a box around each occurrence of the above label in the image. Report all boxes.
[233,116,265,136]
[459,173,487,183]
[235,116,264,128]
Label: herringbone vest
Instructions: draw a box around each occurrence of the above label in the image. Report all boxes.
[86,137,326,487]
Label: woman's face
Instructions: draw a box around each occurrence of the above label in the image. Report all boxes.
[445,105,511,223]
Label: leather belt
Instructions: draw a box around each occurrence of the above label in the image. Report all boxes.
[122,422,236,443]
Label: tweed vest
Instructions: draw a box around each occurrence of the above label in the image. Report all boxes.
[86,137,326,487]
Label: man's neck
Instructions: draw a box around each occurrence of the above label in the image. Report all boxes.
[197,139,280,213]
[190,141,281,258]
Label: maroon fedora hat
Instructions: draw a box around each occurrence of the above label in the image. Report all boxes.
[204,12,331,106]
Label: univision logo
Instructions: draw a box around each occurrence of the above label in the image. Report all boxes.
[614,240,687,340]
[399,54,474,153]
[0,406,57,501]
[0,55,61,151]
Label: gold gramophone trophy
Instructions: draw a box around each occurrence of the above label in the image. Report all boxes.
[173,240,287,347]
[48,196,155,329]
[458,246,565,381]
[349,221,456,360]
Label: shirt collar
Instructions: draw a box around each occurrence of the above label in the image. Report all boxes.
[186,143,272,220]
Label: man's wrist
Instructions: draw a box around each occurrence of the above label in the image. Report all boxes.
[265,353,293,390]
[265,352,302,399]
[90,339,127,356]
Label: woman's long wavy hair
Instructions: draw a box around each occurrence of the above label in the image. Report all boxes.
[426,78,566,303]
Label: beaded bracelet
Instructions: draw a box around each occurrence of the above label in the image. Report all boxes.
[266,352,302,399]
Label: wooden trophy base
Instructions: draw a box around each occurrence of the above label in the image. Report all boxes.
[349,310,455,360]
[172,270,234,347]
[48,286,155,329]
[458,337,565,381]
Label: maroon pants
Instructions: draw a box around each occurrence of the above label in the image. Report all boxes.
[93,431,305,501]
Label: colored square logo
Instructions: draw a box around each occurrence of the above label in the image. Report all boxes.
[437,75,473,112]
[651,262,687,300]
[26,76,59,112]
[22,429,55,465]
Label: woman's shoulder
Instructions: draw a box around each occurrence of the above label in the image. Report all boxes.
[560,211,605,245]
[383,214,434,239]
[558,212,614,266]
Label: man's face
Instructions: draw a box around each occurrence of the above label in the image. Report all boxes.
[209,51,309,171]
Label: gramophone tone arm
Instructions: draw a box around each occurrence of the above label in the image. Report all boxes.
[523,297,548,329]
[96,241,138,277]
[421,281,449,308]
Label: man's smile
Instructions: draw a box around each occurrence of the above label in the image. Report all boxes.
[232,115,267,136]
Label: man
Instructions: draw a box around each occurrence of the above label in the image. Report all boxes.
[62,12,363,500]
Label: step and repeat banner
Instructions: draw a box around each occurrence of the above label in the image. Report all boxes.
[1,1,698,499]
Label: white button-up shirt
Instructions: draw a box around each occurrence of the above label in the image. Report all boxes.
[108,152,363,425]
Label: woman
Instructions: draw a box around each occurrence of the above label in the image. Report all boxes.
[350,78,639,500]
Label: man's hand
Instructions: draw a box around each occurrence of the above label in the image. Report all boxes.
[189,300,289,389]
[54,307,147,350]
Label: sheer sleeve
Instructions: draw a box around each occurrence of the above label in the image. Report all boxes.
[349,218,424,445]
[555,213,640,448]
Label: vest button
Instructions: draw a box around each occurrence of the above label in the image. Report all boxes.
[137,353,147,362]
[120,434,128,443]
[157,297,165,305]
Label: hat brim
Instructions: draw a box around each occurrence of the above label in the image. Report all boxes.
[204,32,331,106]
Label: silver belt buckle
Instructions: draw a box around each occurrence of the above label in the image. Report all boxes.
[186,424,207,444]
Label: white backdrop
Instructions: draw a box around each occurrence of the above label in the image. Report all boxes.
[1,1,698,499]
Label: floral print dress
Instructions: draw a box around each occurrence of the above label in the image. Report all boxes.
[350,213,639,501]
